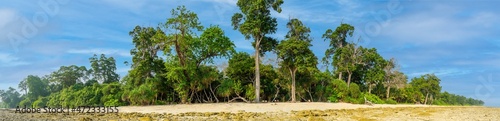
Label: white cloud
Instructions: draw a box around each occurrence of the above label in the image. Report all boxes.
[408,68,472,78]
[0,52,30,67]
[380,6,500,44]
[67,48,130,57]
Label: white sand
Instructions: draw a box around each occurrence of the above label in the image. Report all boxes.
[118,102,433,114]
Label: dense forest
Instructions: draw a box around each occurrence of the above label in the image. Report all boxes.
[0,1,484,108]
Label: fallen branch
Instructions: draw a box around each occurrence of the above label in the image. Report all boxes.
[229,96,250,103]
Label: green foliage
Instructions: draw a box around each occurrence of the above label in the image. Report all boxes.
[89,54,120,84]
[244,84,256,101]
[232,0,283,102]
[327,79,348,102]
[0,87,22,108]
[410,74,441,104]
[348,83,361,98]
[226,52,254,83]
[345,97,364,104]
[101,82,124,106]
[32,97,49,108]
[363,93,385,104]
[385,99,397,104]
[217,78,235,98]
[123,83,156,105]
[276,18,317,102]
[19,98,31,107]
[49,65,88,89]
[322,23,355,82]
[433,91,484,106]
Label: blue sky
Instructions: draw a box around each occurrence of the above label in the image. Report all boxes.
[1,0,499,106]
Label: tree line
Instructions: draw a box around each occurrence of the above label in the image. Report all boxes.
[0,1,484,108]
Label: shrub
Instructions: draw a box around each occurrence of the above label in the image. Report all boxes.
[348,83,361,98]
[363,93,385,104]
[19,98,32,107]
[32,97,49,108]
[345,97,363,104]
[327,79,348,102]
[328,96,338,103]
[386,99,397,104]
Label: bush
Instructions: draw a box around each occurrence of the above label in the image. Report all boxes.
[363,93,385,104]
[386,99,397,104]
[327,79,348,102]
[104,99,123,106]
[348,83,361,98]
[19,98,32,107]
[32,97,49,108]
[345,97,363,104]
[432,99,446,105]
[328,96,338,103]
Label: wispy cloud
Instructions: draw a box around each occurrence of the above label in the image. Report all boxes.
[408,68,473,78]
[67,48,130,57]
[0,52,30,67]
[381,5,500,44]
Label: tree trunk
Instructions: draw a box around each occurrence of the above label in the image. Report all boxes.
[368,84,373,94]
[424,92,429,105]
[209,84,219,103]
[272,85,280,102]
[255,40,261,103]
[291,68,296,103]
[307,88,314,102]
[338,72,342,80]
[386,86,391,100]
[347,71,352,87]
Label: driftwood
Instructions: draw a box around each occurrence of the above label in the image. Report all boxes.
[229,96,250,103]
[364,97,373,106]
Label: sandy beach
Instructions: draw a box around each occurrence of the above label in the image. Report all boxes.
[118,102,433,114]
[1,103,499,121]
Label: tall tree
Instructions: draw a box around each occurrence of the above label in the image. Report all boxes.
[161,5,203,103]
[160,6,235,103]
[382,58,407,99]
[128,26,166,86]
[18,79,27,95]
[89,54,119,84]
[342,43,365,87]
[0,87,22,108]
[49,65,88,88]
[323,23,355,81]
[276,18,317,102]
[384,71,407,99]
[362,48,386,94]
[410,74,441,105]
[231,0,283,103]
[24,75,50,101]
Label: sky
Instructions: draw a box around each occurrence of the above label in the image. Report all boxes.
[1,0,499,106]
